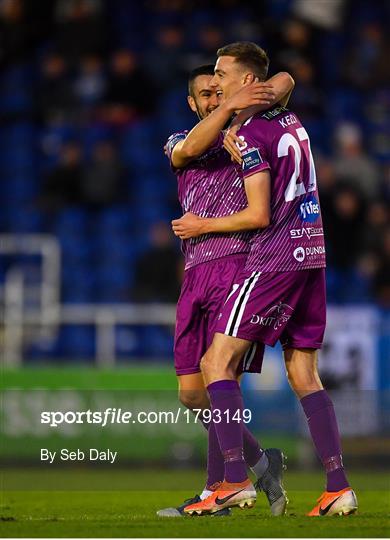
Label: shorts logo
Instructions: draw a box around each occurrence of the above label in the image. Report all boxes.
[290,226,323,240]
[224,283,240,306]
[250,302,294,331]
[293,247,305,262]
[298,195,320,223]
[242,148,262,171]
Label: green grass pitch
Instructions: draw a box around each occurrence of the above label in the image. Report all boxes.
[1,468,389,537]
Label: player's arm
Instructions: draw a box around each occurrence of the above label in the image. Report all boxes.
[171,84,276,168]
[225,72,295,163]
[269,71,294,107]
[171,170,270,239]
[233,72,294,128]
[171,71,293,168]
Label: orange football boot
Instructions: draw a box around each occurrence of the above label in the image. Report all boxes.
[307,488,358,516]
[184,478,256,515]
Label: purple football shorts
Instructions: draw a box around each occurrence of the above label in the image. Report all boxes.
[174,254,264,376]
[215,268,326,350]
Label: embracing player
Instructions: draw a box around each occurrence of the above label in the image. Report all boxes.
[158,65,294,517]
[172,42,358,517]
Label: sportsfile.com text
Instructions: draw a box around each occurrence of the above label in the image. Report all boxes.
[41,408,253,427]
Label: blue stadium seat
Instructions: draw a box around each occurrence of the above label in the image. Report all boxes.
[341,269,372,303]
[121,119,156,144]
[326,267,344,303]
[27,334,63,360]
[120,142,157,173]
[132,175,173,204]
[116,325,143,357]
[62,262,95,304]
[97,206,132,232]
[3,177,38,204]
[0,91,32,114]
[54,208,88,233]
[109,0,144,50]
[0,66,33,114]
[39,123,79,169]
[62,284,93,303]
[62,261,94,284]
[96,233,136,262]
[0,209,7,232]
[7,208,43,233]
[81,124,114,158]
[327,89,363,124]
[0,148,35,170]
[1,122,35,143]
[60,237,92,261]
[95,262,130,282]
[137,325,174,358]
[95,263,132,302]
[61,325,95,357]
[132,205,171,226]
[158,88,193,134]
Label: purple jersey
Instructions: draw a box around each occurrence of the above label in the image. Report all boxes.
[166,131,251,270]
[237,106,326,273]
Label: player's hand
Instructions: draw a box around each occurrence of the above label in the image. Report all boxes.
[227,81,275,112]
[224,124,243,164]
[171,212,205,239]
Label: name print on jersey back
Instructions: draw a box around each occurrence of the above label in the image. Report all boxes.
[236,107,326,274]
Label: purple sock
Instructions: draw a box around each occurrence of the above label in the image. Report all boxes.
[301,389,349,492]
[207,380,247,483]
[204,421,225,487]
[201,416,262,486]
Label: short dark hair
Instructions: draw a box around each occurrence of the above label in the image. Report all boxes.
[217,42,269,81]
[188,64,215,97]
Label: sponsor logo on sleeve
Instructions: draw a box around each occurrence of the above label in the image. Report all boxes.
[242,148,262,171]
[298,195,320,223]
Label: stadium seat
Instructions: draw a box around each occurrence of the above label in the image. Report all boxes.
[3,177,38,204]
[61,325,95,358]
[96,206,133,232]
[327,89,363,124]
[7,207,43,233]
[54,208,88,232]
[81,124,114,158]
[26,334,63,361]
[137,325,174,358]
[115,324,144,357]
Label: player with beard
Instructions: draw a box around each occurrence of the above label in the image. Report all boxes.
[173,43,357,518]
[157,65,294,517]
